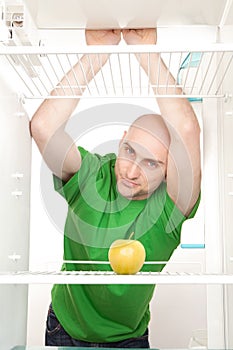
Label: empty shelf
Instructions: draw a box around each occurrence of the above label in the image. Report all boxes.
[0,270,233,284]
[1,43,233,99]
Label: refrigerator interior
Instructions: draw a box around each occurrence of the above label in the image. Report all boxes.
[1,0,233,349]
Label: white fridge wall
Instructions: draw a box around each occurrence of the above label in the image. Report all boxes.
[219,25,233,349]
[0,56,31,349]
[23,0,231,28]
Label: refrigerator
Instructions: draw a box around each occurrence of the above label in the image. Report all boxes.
[0,0,233,349]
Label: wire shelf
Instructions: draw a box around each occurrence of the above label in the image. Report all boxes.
[1,270,233,285]
[1,43,233,99]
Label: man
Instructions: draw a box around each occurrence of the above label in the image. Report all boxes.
[31,29,201,348]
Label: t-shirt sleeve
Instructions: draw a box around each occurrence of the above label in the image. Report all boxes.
[53,146,99,206]
[153,183,201,236]
[163,190,201,234]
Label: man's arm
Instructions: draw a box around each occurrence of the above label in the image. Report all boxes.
[30,30,121,182]
[122,29,201,216]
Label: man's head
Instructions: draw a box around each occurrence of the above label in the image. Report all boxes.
[115,114,170,200]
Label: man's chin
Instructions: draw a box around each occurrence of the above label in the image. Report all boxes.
[117,183,135,199]
[117,183,147,200]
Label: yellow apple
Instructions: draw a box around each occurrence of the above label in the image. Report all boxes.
[108,236,146,275]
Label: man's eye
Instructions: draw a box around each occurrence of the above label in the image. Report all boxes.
[146,160,158,168]
[124,146,134,155]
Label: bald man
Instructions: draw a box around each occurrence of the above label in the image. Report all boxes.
[31,29,201,348]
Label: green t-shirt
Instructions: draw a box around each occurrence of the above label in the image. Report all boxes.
[51,146,200,343]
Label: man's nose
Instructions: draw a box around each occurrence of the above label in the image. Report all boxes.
[126,161,140,179]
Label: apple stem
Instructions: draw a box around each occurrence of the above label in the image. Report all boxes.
[128,231,135,240]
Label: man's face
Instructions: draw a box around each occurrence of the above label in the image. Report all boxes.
[115,126,168,200]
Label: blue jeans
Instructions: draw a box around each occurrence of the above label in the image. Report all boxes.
[45,304,150,348]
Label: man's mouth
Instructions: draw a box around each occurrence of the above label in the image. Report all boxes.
[121,178,139,188]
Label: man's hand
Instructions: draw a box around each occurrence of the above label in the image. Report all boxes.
[122,28,157,45]
[85,29,121,45]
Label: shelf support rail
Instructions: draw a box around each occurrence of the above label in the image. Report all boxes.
[0,44,233,100]
[0,270,233,285]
